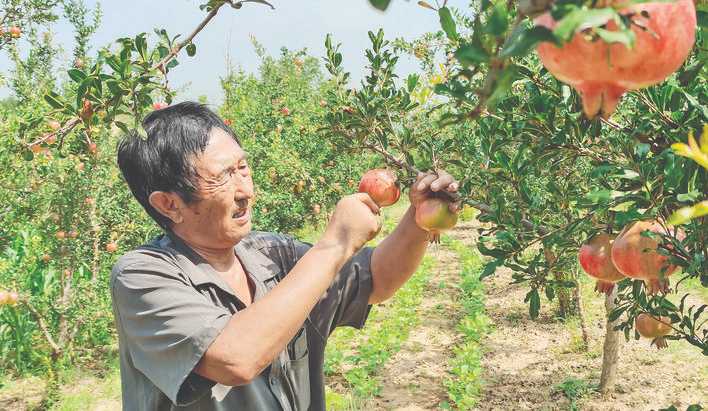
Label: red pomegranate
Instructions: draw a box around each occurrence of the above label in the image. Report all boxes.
[635,313,672,349]
[611,220,684,294]
[152,102,168,111]
[578,233,625,295]
[358,169,400,207]
[535,0,696,118]
[415,197,458,243]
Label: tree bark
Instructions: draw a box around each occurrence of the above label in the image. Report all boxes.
[573,284,589,351]
[599,287,621,394]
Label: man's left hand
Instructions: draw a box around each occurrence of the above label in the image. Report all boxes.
[408,170,461,213]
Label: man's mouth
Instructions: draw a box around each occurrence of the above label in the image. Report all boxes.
[232,199,250,219]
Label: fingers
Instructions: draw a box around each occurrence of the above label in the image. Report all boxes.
[354,192,380,215]
[416,174,438,191]
[417,170,459,193]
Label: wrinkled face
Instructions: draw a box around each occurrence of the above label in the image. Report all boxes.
[178,128,254,249]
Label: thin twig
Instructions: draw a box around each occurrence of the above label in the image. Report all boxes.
[21,300,61,355]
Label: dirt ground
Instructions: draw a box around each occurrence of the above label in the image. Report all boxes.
[364,219,707,410]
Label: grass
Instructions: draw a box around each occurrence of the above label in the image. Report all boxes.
[553,377,594,411]
[441,236,488,410]
[324,256,434,404]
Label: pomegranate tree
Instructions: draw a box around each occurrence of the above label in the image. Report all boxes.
[535,0,696,118]
[578,233,625,295]
[358,169,400,207]
[611,220,683,294]
[635,313,672,349]
[415,197,458,243]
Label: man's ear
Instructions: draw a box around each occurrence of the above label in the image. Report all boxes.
[148,191,184,224]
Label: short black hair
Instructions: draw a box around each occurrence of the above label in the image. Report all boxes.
[117,101,240,230]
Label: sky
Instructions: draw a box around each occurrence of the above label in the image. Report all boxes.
[0,0,469,104]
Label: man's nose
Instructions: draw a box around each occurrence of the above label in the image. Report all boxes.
[233,173,255,199]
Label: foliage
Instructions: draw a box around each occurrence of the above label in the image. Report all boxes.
[441,236,487,410]
[220,40,372,233]
[336,0,708,354]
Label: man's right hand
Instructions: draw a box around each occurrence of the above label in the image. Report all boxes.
[319,193,381,257]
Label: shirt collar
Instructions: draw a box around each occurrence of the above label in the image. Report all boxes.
[160,231,278,301]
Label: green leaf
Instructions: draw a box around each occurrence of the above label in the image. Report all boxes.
[500,25,556,58]
[407,74,419,92]
[595,27,635,48]
[369,0,392,11]
[485,2,509,36]
[68,68,87,83]
[186,43,197,57]
[44,92,65,110]
[480,259,502,280]
[487,65,520,107]
[525,289,540,319]
[553,8,617,42]
[545,285,555,301]
[454,43,489,66]
[667,201,708,225]
[439,7,458,41]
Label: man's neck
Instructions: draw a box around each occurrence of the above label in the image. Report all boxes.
[171,230,239,273]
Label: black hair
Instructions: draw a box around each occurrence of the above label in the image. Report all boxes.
[117,101,240,230]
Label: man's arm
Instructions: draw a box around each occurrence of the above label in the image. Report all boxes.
[369,171,459,304]
[194,194,380,386]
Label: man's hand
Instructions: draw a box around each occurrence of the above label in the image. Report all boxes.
[320,193,381,257]
[409,170,461,212]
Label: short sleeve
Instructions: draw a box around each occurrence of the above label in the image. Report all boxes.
[273,235,374,337]
[110,256,231,406]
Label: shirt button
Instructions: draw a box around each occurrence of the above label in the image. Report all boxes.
[270,376,276,385]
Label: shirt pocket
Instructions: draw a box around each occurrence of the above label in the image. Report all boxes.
[284,327,310,411]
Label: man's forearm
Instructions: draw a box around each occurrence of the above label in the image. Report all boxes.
[369,205,429,304]
[196,239,349,384]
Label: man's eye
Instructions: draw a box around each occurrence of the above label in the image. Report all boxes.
[238,163,249,170]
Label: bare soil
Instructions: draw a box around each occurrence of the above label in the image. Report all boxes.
[367,217,707,411]
[367,221,478,411]
[478,264,708,411]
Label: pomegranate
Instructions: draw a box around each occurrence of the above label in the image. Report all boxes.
[578,233,625,295]
[68,230,78,239]
[30,144,41,154]
[55,231,66,240]
[415,197,458,243]
[80,99,93,121]
[224,119,233,126]
[7,292,18,305]
[152,102,168,110]
[635,313,672,349]
[9,26,21,39]
[46,134,57,145]
[319,100,327,108]
[535,0,696,118]
[106,242,118,253]
[41,254,51,263]
[611,220,684,294]
[88,142,98,155]
[280,107,291,116]
[358,169,401,207]
[48,120,61,131]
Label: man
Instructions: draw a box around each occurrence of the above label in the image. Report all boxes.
[112,102,459,410]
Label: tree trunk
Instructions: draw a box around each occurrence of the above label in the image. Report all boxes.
[573,284,589,351]
[599,287,621,394]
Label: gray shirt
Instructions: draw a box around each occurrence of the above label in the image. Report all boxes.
[110,231,374,411]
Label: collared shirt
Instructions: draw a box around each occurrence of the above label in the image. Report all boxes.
[110,230,374,410]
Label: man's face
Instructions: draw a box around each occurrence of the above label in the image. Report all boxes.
[176,128,255,249]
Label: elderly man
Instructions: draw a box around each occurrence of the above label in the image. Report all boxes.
[112,102,458,410]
